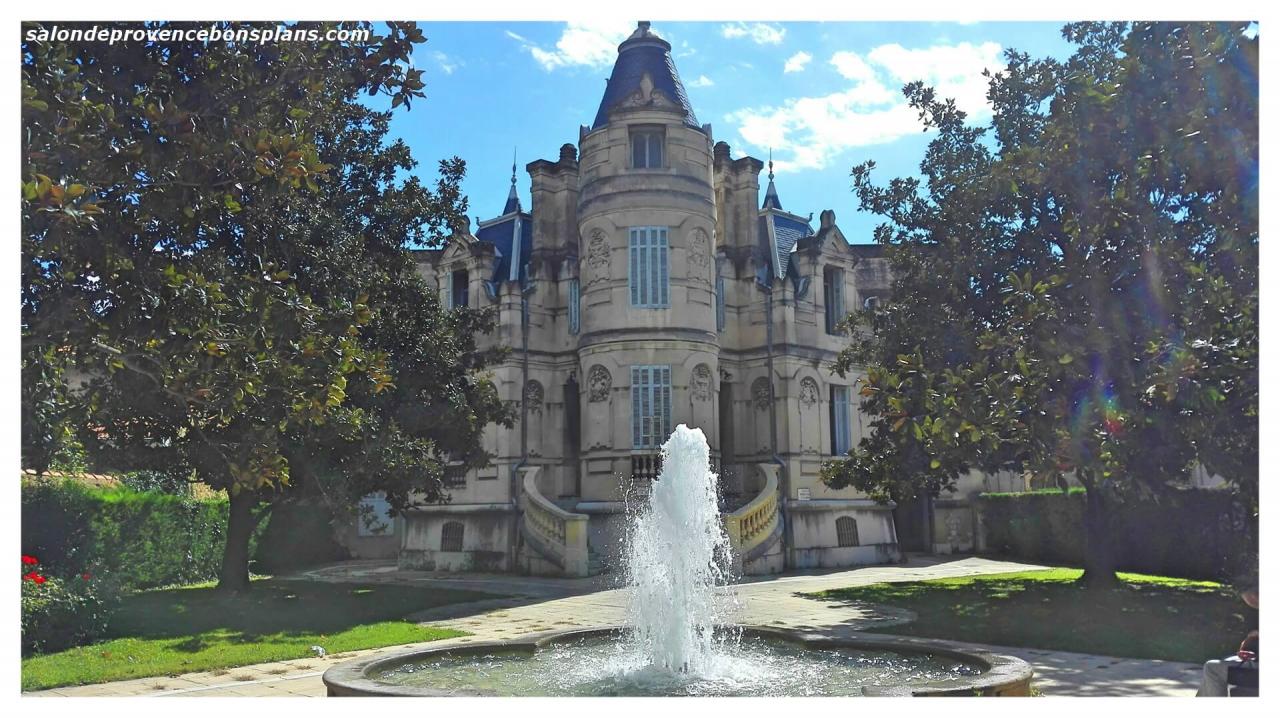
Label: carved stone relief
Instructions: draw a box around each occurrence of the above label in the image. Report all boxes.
[524,380,544,413]
[799,377,819,408]
[588,365,612,402]
[751,377,773,411]
[688,228,711,284]
[586,229,610,285]
[691,364,713,401]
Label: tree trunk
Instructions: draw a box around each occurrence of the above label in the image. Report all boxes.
[1080,483,1119,587]
[217,489,258,593]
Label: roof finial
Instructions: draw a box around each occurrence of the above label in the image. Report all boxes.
[511,146,517,186]
[768,147,775,181]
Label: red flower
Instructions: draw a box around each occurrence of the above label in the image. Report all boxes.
[21,555,38,566]
[33,575,47,584]
[81,573,92,580]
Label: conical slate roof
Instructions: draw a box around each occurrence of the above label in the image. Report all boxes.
[592,22,700,130]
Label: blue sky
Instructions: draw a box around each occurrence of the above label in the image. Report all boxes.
[377,21,1080,243]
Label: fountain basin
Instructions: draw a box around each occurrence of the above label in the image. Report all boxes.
[322,626,1033,697]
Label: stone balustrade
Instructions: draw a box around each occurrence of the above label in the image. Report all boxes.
[518,466,590,577]
[724,463,781,571]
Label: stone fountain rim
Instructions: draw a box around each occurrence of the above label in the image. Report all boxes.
[322,625,1034,697]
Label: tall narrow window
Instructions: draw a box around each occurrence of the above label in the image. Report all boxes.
[715,267,726,331]
[629,227,669,308]
[824,266,844,334]
[830,385,852,456]
[631,130,664,168]
[450,268,469,309]
[440,521,464,552]
[836,516,860,547]
[631,365,672,449]
[568,278,581,334]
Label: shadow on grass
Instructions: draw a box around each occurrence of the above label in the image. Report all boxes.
[106,579,496,646]
[804,569,1253,663]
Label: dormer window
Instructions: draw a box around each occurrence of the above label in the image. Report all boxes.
[631,129,664,169]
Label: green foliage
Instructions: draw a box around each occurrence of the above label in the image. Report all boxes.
[22,568,123,656]
[21,479,253,590]
[117,469,195,496]
[978,488,1255,580]
[822,23,1258,580]
[252,499,349,574]
[21,579,487,690]
[806,568,1253,663]
[21,21,512,589]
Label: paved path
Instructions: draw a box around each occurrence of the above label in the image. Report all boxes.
[27,556,1202,698]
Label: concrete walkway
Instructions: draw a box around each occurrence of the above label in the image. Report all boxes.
[27,556,1202,697]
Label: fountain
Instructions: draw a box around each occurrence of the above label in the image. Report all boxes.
[323,426,1033,696]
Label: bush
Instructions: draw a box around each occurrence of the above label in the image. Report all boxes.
[253,498,348,574]
[21,555,123,655]
[118,469,194,496]
[21,479,255,590]
[977,487,1254,580]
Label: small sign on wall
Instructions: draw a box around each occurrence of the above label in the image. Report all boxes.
[796,488,811,501]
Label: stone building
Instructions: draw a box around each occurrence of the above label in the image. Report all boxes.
[398,22,901,576]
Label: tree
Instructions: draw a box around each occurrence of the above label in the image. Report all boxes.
[822,22,1258,585]
[22,21,510,591]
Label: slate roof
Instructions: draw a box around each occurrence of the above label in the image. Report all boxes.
[592,22,700,130]
[762,177,783,210]
[475,210,532,285]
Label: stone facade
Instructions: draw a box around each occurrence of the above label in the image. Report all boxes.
[400,23,899,575]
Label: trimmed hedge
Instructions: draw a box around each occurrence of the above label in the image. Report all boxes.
[21,479,248,590]
[977,487,1254,580]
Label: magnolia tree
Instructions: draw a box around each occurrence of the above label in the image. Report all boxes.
[22,21,510,592]
[822,22,1258,585]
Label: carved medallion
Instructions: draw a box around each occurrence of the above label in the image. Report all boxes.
[588,365,611,403]
[586,229,610,284]
[691,364,713,401]
[799,377,819,408]
[751,377,773,411]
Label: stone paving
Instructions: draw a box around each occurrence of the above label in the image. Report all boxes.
[26,555,1203,698]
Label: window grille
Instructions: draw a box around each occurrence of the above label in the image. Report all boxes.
[631,365,672,449]
[629,227,669,308]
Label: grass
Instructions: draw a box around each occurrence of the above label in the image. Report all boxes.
[22,579,495,691]
[804,568,1256,664]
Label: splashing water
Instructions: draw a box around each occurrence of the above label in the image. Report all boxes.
[372,424,991,695]
[623,424,736,675]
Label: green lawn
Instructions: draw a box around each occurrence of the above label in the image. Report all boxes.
[804,569,1255,663]
[22,579,495,691]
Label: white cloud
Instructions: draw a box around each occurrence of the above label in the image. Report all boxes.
[829,51,875,83]
[431,51,459,75]
[866,41,1004,118]
[506,22,633,71]
[725,40,1006,173]
[783,51,812,74]
[687,74,714,88]
[720,22,786,45]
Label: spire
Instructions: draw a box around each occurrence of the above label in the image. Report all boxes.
[762,148,783,210]
[503,147,521,214]
[591,21,700,131]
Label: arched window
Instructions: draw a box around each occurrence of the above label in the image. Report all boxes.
[836,516,859,547]
[441,521,465,552]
